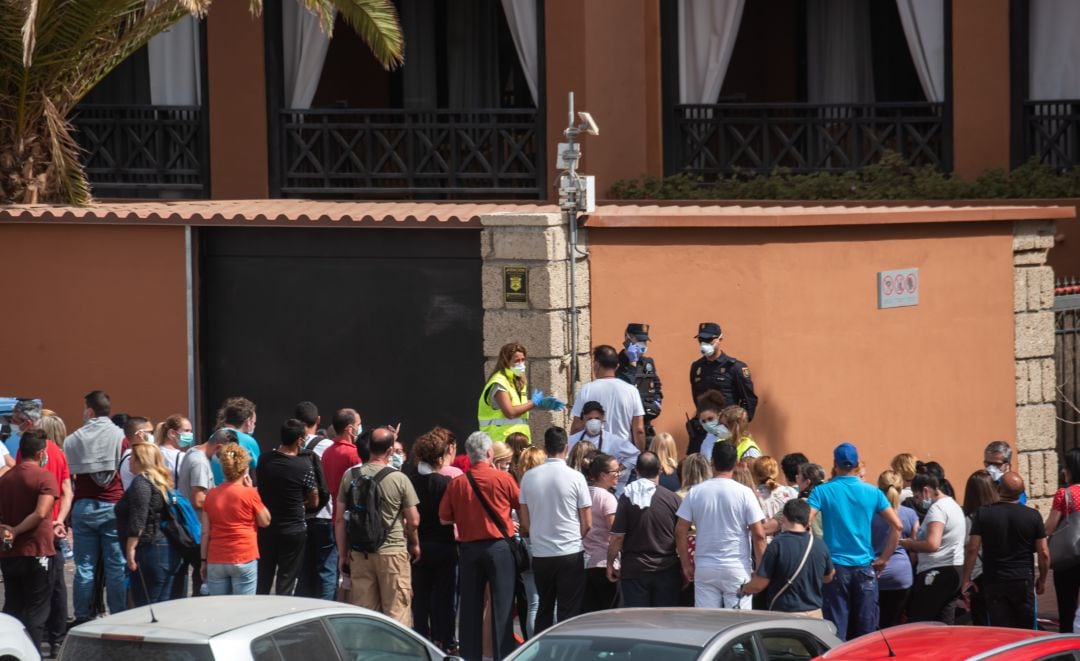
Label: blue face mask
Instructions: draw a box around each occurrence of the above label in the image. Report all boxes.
[178,432,195,448]
[40,451,48,468]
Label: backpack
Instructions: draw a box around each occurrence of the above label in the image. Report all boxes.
[345,466,399,555]
[161,488,202,565]
[302,438,331,515]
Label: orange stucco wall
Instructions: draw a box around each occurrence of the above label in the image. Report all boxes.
[952,0,1011,179]
[588,222,1016,484]
[0,225,190,431]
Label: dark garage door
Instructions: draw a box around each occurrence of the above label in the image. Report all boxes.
[199,227,483,450]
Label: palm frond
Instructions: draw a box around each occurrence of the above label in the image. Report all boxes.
[328,0,403,70]
[22,0,38,67]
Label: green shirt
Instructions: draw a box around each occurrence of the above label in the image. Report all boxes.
[337,462,419,553]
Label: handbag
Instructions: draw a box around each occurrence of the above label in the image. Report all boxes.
[767,533,815,611]
[466,472,530,573]
[1050,487,1080,571]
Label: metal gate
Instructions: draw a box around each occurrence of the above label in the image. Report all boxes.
[1057,283,1080,461]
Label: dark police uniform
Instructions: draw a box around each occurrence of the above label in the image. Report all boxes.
[686,322,758,455]
[616,323,662,441]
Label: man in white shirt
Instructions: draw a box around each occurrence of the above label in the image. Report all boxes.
[569,401,638,498]
[676,440,767,609]
[571,345,646,458]
[520,427,592,633]
[293,401,337,601]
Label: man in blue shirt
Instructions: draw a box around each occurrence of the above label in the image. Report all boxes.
[808,442,901,640]
[211,397,261,484]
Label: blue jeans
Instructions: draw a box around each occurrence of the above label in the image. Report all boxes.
[71,499,127,619]
[207,560,259,595]
[823,565,879,641]
[521,568,539,638]
[131,537,181,606]
[295,519,338,601]
[621,565,682,608]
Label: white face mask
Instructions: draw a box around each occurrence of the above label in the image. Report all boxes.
[511,363,526,376]
[986,464,1004,482]
[584,419,603,436]
[700,342,716,357]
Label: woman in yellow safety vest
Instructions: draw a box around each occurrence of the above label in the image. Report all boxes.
[695,390,761,463]
[722,404,760,462]
[477,343,564,443]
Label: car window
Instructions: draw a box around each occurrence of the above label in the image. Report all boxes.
[326,616,432,661]
[758,632,821,661]
[1036,654,1080,661]
[60,635,215,661]
[512,635,701,661]
[718,635,761,661]
[251,619,339,661]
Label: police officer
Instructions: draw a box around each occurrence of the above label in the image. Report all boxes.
[687,322,757,454]
[616,323,662,444]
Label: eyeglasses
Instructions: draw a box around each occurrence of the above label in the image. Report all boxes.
[604,468,624,475]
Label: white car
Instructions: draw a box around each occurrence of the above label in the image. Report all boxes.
[0,612,40,661]
[59,596,460,661]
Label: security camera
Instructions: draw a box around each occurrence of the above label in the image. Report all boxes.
[578,112,599,136]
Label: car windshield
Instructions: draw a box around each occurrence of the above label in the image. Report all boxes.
[60,635,216,661]
[512,635,701,661]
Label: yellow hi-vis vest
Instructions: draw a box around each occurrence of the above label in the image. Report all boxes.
[736,435,761,460]
[477,369,531,442]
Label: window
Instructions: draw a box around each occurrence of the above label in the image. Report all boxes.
[718,635,761,661]
[326,616,432,661]
[758,632,821,661]
[60,636,215,661]
[512,636,701,661]
[250,619,339,661]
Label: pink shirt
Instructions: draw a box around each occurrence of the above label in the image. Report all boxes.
[584,486,618,568]
[439,465,464,479]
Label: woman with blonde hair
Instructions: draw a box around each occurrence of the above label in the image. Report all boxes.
[677,454,712,498]
[567,439,596,474]
[720,405,760,462]
[873,469,919,627]
[515,445,546,638]
[38,414,67,451]
[516,446,547,482]
[891,453,918,500]
[200,442,270,595]
[652,432,681,491]
[115,443,180,605]
[752,456,794,521]
[155,413,194,478]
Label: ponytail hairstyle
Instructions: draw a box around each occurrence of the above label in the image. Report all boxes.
[568,441,596,473]
[131,443,173,499]
[877,470,903,510]
[751,456,780,492]
[156,414,188,445]
[218,442,252,483]
[586,452,617,484]
[720,405,750,444]
[798,463,826,499]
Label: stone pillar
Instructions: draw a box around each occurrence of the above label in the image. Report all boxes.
[480,212,591,440]
[1014,220,1058,515]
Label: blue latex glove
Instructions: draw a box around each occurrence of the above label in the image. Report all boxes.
[539,396,566,412]
[625,343,641,362]
[530,389,544,407]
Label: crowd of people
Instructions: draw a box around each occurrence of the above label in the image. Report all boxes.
[0,331,1075,661]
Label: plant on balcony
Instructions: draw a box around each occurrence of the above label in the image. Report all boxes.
[612,151,1080,201]
[0,0,403,205]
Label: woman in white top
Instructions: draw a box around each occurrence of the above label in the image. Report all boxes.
[751,456,796,524]
[898,472,966,623]
[582,452,620,613]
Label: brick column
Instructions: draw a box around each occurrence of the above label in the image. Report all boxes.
[480,212,591,439]
[1014,220,1058,515]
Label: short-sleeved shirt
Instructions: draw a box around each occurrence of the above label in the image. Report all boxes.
[257,450,316,536]
[120,445,183,491]
[807,475,890,567]
[322,438,361,514]
[519,458,591,558]
[611,480,681,578]
[407,467,454,545]
[35,440,70,521]
[568,431,640,469]
[337,461,419,552]
[873,505,918,590]
[571,378,645,445]
[1053,485,1080,516]
[584,486,618,568]
[676,477,765,573]
[204,481,265,564]
[438,461,519,542]
[756,530,834,612]
[970,501,1047,582]
[0,462,59,557]
[178,447,214,504]
[211,429,259,485]
[917,496,966,571]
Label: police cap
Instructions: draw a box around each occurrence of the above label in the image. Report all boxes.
[695,322,723,340]
[625,323,650,340]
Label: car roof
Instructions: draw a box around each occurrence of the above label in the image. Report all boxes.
[820,624,1049,659]
[541,608,835,647]
[69,596,365,642]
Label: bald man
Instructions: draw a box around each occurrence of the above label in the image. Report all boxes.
[962,472,1048,628]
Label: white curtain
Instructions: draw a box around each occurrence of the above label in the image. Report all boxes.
[1030,0,1080,99]
[500,0,539,106]
[283,1,334,109]
[148,15,201,105]
[806,0,874,104]
[896,0,945,103]
[677,0,744,104]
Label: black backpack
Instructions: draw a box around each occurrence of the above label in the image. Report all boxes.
[345,466,399,555]
[301,438,331,515]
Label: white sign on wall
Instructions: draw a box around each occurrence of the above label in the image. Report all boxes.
[878,268,919,309]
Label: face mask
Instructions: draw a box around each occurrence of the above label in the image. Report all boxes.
[585,419,603,436]
[354,424,364,440]
[700,342,715,357]
[178,432,195,448]
[511,363,527,376]
[703,420,730,439]
[986,465,1004,482]
[919,497,933,510]
[390,452,404,469]
[39,452,48,468]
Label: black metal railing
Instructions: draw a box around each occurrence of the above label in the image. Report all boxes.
[672,102,946,178]
[1056,289,1080,464]
[1023,100,1080,170]
[276,108,544,199]
[72,104,208,198]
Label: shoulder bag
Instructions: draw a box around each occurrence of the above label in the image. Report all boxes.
[1050,487,1080,571]
[465,471,530,573]
[768,533,815,611]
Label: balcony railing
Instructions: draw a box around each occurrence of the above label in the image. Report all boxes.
[1023,100,1080,170]
[276,108,544,199]
[672,102,946,178]
[73,105,208,198]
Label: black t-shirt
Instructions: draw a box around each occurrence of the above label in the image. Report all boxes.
[611,484,681,578]
[257,450,316,535]
[405,465,454,545]
[756,530,833,613]
[971,501,1046,582]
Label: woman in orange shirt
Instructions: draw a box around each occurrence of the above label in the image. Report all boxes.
[199,443,271,595]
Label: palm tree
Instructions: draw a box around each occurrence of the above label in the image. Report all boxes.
[0,0,402,205]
